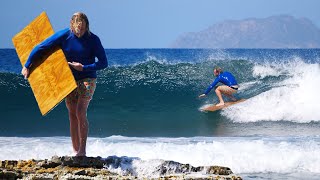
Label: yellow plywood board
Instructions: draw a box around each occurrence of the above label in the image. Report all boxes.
[12,12,77,116]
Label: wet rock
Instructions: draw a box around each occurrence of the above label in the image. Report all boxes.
[206,166,233,175]
[68,156,104,168]
[0,156,242,179]
[0,169,22,180]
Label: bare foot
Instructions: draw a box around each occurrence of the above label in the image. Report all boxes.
[216,102,225,106]
[76,151,86,157]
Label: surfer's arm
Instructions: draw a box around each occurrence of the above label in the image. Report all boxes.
[204,77,220,95]
[82,36,108,72]
[24,28,69,68]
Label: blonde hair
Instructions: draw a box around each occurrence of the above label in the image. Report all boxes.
[70,12,91,35]
[214,66,222,73]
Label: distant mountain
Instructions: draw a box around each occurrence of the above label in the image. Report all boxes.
[170,15,320,48]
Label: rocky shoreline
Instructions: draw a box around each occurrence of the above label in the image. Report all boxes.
[0,156,242,179]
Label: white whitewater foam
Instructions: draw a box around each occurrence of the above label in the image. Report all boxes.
[1,136,320,176]
[252,64,284,79]
[222,60,320,123]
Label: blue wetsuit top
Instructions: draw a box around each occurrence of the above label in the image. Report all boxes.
[24,28,108,81]
[204,71,238,95]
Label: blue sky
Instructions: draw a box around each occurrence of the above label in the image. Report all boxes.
[1,0,320,48]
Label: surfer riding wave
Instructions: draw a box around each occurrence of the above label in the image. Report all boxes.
[199,66,239,106]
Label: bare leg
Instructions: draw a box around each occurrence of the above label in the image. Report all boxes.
[66,101,80,154]
[215,87,225,106]
[75,98,90,156]
[67,78,96,156]
[215,86,238,106]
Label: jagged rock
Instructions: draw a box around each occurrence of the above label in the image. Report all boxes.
[1,160,18,169]
[0,169,22,179]
[38,158,61,169]
[59,156,104,168]
[74,169,86,175]
[157,161,199,175]
[0,156,242,179]
[104,155,137,169]
[206,166,233,175]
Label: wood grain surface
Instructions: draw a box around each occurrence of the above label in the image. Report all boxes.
[12,12,77,116]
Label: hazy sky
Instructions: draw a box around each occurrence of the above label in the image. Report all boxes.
[1,0,320,48]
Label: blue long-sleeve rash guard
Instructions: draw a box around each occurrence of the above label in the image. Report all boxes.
[25,28,108,81]
[204,71,238,95]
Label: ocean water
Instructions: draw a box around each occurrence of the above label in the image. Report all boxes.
[0,48,320,179]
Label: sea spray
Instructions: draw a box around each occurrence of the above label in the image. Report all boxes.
[223,60,320,122]
[1,136,320,175]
